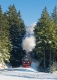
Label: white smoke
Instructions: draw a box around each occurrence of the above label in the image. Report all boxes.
[22,22,36,53]
[26,22,37,35]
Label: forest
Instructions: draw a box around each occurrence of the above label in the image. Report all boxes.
[0,4,57,72]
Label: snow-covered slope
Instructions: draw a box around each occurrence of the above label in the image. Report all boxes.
[0,69,57,80]
[0,75,56,80]
[0,60,57,80]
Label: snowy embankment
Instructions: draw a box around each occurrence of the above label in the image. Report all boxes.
[0,73,57,80]
[0,64,8,69]
[0,60,57,80]
[0,69,57,80]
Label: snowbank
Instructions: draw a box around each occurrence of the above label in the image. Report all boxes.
[0,64,7,69]
[0,63,11,69]
[53,71,57,74]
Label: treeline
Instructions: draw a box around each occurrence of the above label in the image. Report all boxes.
[34,6,57,72]
[0,5,26,67]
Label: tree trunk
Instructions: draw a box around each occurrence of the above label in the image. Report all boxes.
[44,48,45,71]
[50,48,51,66]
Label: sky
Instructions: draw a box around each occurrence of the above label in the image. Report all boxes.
[0,0,57,26]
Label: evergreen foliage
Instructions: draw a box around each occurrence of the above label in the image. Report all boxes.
[0,4,57,69]
[0,5,12,64]
[34,6,57,71]
[6,5,26,67]
[49,62,57,73]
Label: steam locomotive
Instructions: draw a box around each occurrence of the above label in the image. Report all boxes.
[22,54,31,67]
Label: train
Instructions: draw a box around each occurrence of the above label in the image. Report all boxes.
[22,54,31,67]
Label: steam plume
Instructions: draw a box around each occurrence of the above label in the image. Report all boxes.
[22,22,36,53]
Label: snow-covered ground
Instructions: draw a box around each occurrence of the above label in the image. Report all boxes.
[0,60,57,80]
[0,69,57,80]
[0,74,55,80]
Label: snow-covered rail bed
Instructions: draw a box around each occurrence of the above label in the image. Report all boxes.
[0,69,57,79]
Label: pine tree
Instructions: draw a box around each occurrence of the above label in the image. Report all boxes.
[0,5,12,65]
[51,6,57,62]
[52,6,57,24]
[6,5,26,67]
[49,62,57,73]
[34,7,56,70]
[34,7,49,69]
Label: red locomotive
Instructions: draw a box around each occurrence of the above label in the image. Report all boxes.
[22,54,31,68]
